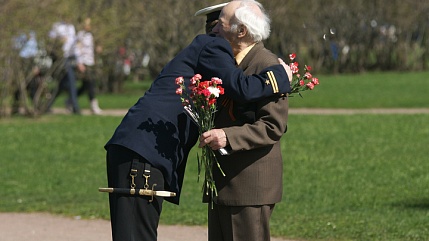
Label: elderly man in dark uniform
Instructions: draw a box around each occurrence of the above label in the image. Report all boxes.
[103,3,292,240]
[199,1,289,240]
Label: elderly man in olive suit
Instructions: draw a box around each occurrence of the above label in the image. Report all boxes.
[199,1,290,240]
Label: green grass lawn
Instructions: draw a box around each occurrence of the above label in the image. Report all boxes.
[1,71,429,240]
[288,71,429,108]
[52,71,429,110]
[1,114,428,240]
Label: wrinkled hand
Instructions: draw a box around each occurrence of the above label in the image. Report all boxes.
[278,58,293,83]
[199,129,228,150]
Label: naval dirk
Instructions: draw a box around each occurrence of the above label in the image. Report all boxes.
[99,187,176,197]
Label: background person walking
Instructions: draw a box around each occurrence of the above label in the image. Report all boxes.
[47,18,80,114]
[75,18,102,114]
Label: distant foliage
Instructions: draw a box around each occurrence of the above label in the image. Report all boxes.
[2,0,428,74]
[1,0,428,116]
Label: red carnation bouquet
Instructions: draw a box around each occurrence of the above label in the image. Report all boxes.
[288,53,320,97]
[175,74,225,200]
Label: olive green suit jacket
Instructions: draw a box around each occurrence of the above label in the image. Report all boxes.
[206,42,289,206]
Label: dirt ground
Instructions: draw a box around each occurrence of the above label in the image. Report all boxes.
[0,212,293,241]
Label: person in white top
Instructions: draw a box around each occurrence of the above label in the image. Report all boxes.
[50,19,81,58]
[47,19,80,114]
[75,18,102,114]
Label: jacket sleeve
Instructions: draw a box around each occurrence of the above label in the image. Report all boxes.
[197,38,291,103]
[222,96,288,152]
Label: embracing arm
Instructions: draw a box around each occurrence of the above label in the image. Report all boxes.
[198,38,291,102]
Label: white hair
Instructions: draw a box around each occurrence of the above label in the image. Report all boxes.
[230,0,271,42]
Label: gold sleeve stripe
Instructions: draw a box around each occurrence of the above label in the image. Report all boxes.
[267,71,279,93]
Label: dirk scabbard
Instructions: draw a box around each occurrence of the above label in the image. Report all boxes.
[98,187,176,197]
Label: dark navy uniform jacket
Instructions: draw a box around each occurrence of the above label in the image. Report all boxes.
[105,34,290,204]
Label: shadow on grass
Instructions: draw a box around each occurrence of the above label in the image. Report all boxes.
[391,198,429,210]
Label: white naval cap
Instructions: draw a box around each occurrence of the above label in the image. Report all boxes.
[194,3,228,17]
[195,2,228,33]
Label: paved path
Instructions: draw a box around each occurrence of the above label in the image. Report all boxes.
[53,107,429,116]
[289,107,429,115]
[0,212,293,241]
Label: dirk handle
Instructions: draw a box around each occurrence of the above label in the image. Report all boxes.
[98,187,116,193]
[154,191,177,197]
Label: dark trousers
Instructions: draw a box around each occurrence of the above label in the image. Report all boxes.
[77,65,96,101]
[46,57,80,114]
[208,203,275,241]
[106,144,165,241]
[64,59,80,113]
